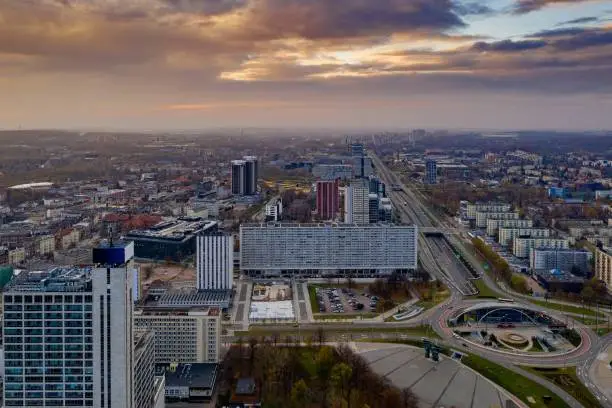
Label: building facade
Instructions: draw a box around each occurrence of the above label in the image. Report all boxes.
[498,228,551,247]
[316,179,339,220]
[37,234,56,256]
[512,238,569,258]
[344,181,369,225]
[231,156,258,196]
[425,159,437,185]
[265,198,283,222]
[595,247,612,291]
[530,249,590,275]
[231,160,246,195]
[475,211,520,228]
[240,223,418,276]
[486,218,533,237]
[133,308,221,364]
[467,203,512,220]
[196,233,234,290]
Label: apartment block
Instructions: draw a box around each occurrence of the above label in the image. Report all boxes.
[486,218,533,237]
[595,247,612,292]
[498,228,551,247]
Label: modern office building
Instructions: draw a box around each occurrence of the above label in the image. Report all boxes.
[378,198,393,222]
[240,223,418,276]
[498,228,551,247]
[595,246,612,291]
[512,238,569,258]
[231,156,258,196]
[344,181,369,225]
[467,202,512,220]
[350,143,365,157]
[196,233,234,290]
[368,194,379,224]
[134,330,165,408]
[475,211,520,228]
[486,218,533,237]
[2,241,163,408]
[353,156,374,179]
[316,179,340,220]
[134,307,221,364]
[125,218,217,262]
[368,176,385,197]
[530,249,590,275]
[312,164,353,181]
[425,159,437,185]
[231,160,246,195]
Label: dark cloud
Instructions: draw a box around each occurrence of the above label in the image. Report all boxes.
[529,27,590,37]
[553,29,612,51]
[161,0,248,15]
[514,0,597,14]
[471,39,547,52]
[453,1,495,16]
[557,16,600,25]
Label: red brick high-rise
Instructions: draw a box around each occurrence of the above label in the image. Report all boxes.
[316,179,340,220]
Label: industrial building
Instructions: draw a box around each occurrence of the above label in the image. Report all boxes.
[530,249,590,276]
[124,218,217,262]
[512,238,569,258]
[239,223,418,277]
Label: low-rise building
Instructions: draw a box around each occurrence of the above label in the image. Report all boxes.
[134,307,221,364]
[595,246,612,292]
[533,269,584,293]
[513,238,569,258]
[56,228,81,250]
[157,363,219,403]
[7,247,25,265]
[265,198,283,222]
[498,228,551,247]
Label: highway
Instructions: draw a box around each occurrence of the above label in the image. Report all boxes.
[370,152,477,296]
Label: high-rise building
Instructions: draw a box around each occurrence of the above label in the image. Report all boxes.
[196,233,234,290]
[350,143,365,157]
[2,241,163,408]
[240,223,418,277]
[368,194,379,224]
[344,180,369,225]
[353,156,374,179]
[316,179,340,220]
[425,159,437,184]
[231,160,246,195]
[595,246,612,291]
[530,249,590,275]
[231,157,258,196]
[265,197,283,222]
[243,156,258,195]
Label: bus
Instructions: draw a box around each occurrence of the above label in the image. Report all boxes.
[497,298,515,303]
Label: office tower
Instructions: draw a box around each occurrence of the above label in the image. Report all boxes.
[425,159,437,184]
[350,143,365,157]
[316,179,340,220]
[196,232,234,290]
[368,194,379,224]
[344,180,369,225]
[240,224,418,276]
[133,330,160,408]
[231,160,246,195]
[353,156,373,179]
[3,241,137,408]
[243,156,259,196]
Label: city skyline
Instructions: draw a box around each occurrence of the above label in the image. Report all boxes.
[1,0,612,130]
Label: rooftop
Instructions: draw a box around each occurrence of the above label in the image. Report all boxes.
[142,289,230,309]
[156,363,218,390]
[5,267,92,293]
[124,218,217,242]
[241,222,417,229]
[534,269,585,283]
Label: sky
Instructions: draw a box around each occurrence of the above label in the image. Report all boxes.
[1,0,612,131]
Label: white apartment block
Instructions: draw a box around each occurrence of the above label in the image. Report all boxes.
[486,218,533,237]
[240,223,418,276]
[344,182,369,225]
[530,249,590,273]
[498,228,551,247]
[133,308,221,364]
[196,233,234,290]
[467,203,511,219]
[512,238,569,258]
[37,234,56,255]
[475,211,520,228]
[595,247,612,292]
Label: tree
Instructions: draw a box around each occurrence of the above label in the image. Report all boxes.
[330,363,353,406]
[290,379,310,408]
[315,327,326,348]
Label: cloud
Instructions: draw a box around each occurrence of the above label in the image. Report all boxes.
[471,39,548,52]
[553,29,612,51]
[453,1,495,16]
[529,27,590,38]
[557,16,600,25]
[514,0,600,14]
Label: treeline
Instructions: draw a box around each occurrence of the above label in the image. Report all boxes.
[220,340,418,408]
[471,237,529,294]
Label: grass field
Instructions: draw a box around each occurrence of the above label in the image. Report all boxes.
[473,278,503,299]
[528,299,604,318]
[520,366,603,408]
[461,354,571,408]
[595,327,611,336]
[416,288,451,310]
[308,285,320,313]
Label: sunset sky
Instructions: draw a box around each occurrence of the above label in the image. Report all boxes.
[1,0,611,130]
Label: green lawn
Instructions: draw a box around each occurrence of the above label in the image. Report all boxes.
[416,289,451,310]
[473,278,503,299]
[528,299,604,317]
[462,354,571,408]
[520,366,603,408]
[308,285,320,313]
[595,327,612,336]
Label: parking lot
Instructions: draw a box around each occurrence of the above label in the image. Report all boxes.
[314,286,380,315]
